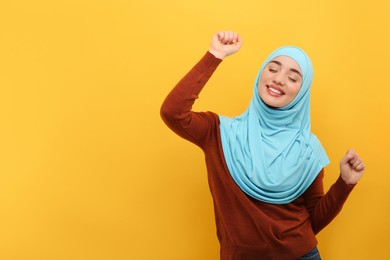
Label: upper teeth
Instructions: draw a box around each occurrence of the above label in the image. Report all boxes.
[269,87,282,94]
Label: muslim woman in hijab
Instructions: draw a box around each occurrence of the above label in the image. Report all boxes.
[160,31,365,260]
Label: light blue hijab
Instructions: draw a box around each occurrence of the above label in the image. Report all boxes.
[219,46,329,204]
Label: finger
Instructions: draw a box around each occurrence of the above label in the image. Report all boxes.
[217,31,225,43]
[342,148,357,164]
[221,31,229,44]
[348,154,359,166]
[356,163,365,171]
[352,158,362,168]
[227,31,234,44]
[220,31,235,45]
[232,31,237,41]
[236,34,243,47]
[212,33,220,44]
[346,148,356,158]
[340,152,353,165]
[232,32,239,45]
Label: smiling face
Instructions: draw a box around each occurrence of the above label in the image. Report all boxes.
[258,56,303,108]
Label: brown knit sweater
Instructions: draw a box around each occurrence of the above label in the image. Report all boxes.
[160,51,355,260]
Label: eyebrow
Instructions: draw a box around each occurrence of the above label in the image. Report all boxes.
[269,60,302,78]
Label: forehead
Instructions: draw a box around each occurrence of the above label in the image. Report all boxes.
[268,55,302,73]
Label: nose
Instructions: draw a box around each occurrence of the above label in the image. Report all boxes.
[273,73,285,86]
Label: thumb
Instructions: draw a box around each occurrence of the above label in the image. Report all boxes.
[340,149,354,165]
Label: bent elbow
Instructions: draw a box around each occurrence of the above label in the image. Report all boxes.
[160,101,172,123]
[160,99,179,128]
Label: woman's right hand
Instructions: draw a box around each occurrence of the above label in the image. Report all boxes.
[209,31,243,60]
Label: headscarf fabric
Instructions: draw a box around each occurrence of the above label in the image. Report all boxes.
[219,46,329,204]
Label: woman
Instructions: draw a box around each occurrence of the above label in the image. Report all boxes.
[160,31,365,260]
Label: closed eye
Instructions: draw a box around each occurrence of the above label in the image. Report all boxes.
[269,68,278,73]
[289,77,297,82]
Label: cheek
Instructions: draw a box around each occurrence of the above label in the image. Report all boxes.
[260,71,271,82]
[257,80,266,99]
[258,76,267,90]
[290,83,301,96]
[258,74,270,91]
[257,73,266,88]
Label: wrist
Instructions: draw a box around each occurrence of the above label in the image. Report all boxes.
[209,50,225,60]
[340,174,357,185]
[341,177,352,185]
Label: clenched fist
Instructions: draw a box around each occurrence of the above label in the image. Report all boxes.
[209,31,243,60]
[340,149,365,185]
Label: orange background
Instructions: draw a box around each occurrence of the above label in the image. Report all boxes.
[0,0,389,259]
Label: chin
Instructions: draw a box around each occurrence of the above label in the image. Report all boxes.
[261,98,281,109]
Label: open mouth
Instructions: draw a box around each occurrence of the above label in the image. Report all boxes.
[266,85,285,96]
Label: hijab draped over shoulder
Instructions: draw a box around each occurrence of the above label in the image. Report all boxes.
[219,46,329,204]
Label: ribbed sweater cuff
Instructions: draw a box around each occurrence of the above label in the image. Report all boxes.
[201,51,223,68]
[333,175,356,200]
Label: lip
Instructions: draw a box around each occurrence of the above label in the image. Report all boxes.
[266,84,285,96]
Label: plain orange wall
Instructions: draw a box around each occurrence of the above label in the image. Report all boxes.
[0,0,389,259]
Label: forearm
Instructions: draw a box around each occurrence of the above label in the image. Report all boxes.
[309,176,355,234]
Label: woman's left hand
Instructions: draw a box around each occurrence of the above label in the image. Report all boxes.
[340,149,365,185]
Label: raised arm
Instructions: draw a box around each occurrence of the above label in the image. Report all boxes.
[160,31,242,147]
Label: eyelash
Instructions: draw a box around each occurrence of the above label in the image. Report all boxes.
[268,69,298,82]
[289,77,297,82]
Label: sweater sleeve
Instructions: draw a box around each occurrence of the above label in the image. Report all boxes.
[160,51,222,147]
[303,169,356,234]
